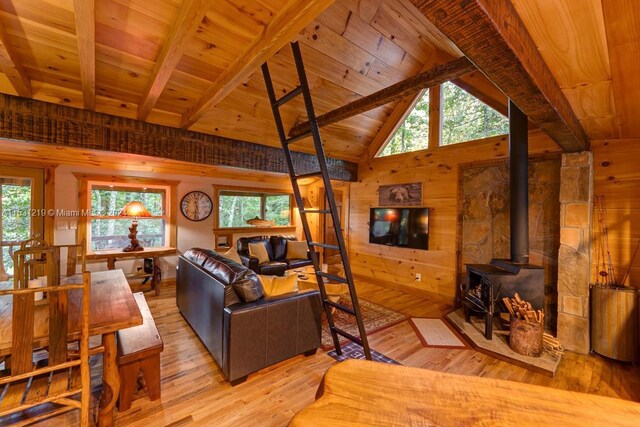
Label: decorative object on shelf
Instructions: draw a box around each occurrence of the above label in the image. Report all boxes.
[180,190,213,221]
[378,182,422,206]
[119,201,152,252]
[245,216,275,227]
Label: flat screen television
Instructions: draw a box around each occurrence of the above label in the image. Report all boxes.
[369,207,429,250]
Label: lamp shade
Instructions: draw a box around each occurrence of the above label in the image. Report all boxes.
[118,201,152,218]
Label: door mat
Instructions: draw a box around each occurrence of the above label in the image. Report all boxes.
[409,317,470,349]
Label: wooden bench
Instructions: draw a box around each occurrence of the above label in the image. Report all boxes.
[116,292,164,411]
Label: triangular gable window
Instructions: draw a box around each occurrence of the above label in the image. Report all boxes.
[379,89,429,157]
[440,82,508,146]
[377,82,508,157]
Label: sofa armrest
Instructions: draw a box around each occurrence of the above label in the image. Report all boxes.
[222,290,322,382]
[239,253,259,272]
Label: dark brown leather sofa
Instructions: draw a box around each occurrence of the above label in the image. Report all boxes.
[236,235,313,276]
[176,248,322,385]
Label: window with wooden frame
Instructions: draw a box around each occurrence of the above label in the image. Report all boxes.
[75,174,178,254]
[214,186,294,229]
[377,81,508,156]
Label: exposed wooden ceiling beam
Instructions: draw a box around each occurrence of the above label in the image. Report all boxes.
[0,93,357,181]
[180,0,335,129]
[409,0,588,152]
[0,24,31,97]
[289,57,474,140]
[137,0,211,121]
[73,0,96,110]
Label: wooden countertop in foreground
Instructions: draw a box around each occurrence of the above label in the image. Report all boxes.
[290,359,640,426]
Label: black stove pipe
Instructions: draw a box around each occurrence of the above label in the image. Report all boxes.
[509,100,529,264]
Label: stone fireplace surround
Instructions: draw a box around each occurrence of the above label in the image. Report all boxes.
[459,152,593,353]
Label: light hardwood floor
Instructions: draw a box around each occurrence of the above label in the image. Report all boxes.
[37,280,640,426]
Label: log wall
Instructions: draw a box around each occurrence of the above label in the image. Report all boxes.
[591,138,640,288]
[349,130,560,297]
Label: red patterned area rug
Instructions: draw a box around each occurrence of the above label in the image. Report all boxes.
[321,298,407,350]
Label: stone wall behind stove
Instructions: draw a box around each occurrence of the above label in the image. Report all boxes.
[460,155,562,332]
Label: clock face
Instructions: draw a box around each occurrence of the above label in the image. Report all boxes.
[180,191,213,221]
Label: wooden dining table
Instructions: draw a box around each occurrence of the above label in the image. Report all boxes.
[0,269,142,426]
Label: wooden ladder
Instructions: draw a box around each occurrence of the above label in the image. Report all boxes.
[261,41,371,360]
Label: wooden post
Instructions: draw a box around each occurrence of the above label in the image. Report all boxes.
[428,85,441,150]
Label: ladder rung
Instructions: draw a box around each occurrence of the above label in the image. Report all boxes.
[275,86,303,107]
[317,271,348,284]
[326,300,355,315]
[309,242,339,250]
[300,209,331,214]
[331,326,363,345]
[294,171,322,180]
[285,131,312,145]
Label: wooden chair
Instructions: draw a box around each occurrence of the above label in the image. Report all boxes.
[53,241,86,280]
[0,239,92,426]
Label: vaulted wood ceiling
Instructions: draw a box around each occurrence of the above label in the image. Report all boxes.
[0,0,636,164]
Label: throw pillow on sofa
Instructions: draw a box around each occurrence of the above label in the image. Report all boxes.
[233,274,265,303]
[258,274,298,297]
[286,241,309,260]
[221,247,242,264]
[249,242,270,264]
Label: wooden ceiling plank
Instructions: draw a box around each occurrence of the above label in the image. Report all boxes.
[180,0,335,129]
[289,56,474,139]
[408,0,588,152]
[73,0,96,110]
[137,0,211,120]
[602,0,640,138]
[0,24,31,97]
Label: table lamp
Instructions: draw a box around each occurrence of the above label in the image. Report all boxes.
[118,201,152,252]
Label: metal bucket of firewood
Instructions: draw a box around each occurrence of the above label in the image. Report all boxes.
[510,317,544,357]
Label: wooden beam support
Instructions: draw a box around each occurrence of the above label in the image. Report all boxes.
[137,0,211,121]
[180,0,335,129]
[409,0,588,152]
[0,24,31,97]
[290,57,474,140]
[73,0,96,110]
[0,94,357,181]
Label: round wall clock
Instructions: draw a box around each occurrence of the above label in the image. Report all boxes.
[180,191,213,221]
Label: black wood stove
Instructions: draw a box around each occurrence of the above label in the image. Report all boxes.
[461,101,545,340]
[463,260,544,339]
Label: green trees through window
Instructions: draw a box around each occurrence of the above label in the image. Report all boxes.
[218,191,291,228]
[378,82,508,157]
[90,187,166,251]
[440,82,508,146]
[380,89,429,157]
[1,180,31,277]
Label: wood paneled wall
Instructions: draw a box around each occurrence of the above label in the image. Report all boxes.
[592,138,640,288]
[349,130,560,297]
